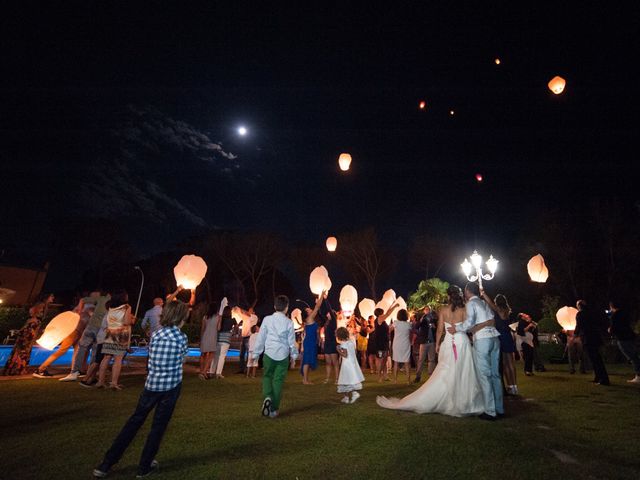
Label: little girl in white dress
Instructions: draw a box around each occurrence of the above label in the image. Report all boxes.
[336,327,365,404]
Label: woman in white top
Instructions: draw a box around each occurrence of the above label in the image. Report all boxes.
[391,309,413,384]
[199,303,219,380]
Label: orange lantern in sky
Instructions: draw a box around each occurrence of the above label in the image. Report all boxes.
[326,236,337,252]
[527,254,549,283]
[173,254,208,290]
[548,76,566,94]
[37,311,80,350]
[418,100,426,110]
[494,58,501,65]
[338,153,352,171]
[556,306,578,331]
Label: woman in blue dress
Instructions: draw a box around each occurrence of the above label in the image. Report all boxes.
[301,293,325,384]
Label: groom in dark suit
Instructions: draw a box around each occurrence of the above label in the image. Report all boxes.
[574,300,610,386]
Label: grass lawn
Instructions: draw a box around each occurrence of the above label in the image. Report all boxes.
[1,362,639,480]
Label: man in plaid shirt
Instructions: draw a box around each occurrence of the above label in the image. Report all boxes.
[94,301,189,478]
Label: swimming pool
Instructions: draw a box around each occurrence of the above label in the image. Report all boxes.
[0,345,239,368]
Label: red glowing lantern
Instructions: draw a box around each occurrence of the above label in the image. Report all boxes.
[418,101,426,110]
[475,173,483,183]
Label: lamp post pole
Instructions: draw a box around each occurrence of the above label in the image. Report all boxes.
[461,250,499,290]
[133,266,145,318]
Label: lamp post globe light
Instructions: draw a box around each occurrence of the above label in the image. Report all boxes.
[461,250,498,289]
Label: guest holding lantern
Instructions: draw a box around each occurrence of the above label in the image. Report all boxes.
[199,303,219,380]
[97,291,136,390]
[373,302,398,382]
[516,313,536,376]
[300,292,325,384]
[3,296,52,376]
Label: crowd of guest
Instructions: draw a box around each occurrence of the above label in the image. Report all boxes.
[2,287,639,390]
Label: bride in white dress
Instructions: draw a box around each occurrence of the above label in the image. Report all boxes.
[376,285,485,417]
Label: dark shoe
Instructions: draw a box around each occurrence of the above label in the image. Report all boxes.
[596,381,610,386]
[496,412,506,419]
[261,397,272,417]
[525,372,534,376]
[80,379,98,388]
[478,413,497,421]
[136,460,159,478]
[32,369,54,378]
[536,367,546,372]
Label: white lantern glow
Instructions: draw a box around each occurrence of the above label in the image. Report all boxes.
[382,289,396,305]
[339,285,358,316]
[291,308,302,324]
[527,254,549,283]
[556,306,578,331]
[389,296,407,322]
[219,297,228,316]
[338,153,352,171]
[36,311,80,350]
[326,236,337,252]
[173,254,208,290]
[309,265,332,295]
[548,76,566,95]
[358,298,375,319]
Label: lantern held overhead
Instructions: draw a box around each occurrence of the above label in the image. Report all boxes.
[527,254,549,283]
[556,306,578,331]
[174,254,208,290]
[37,311,80,350]
[548,76,566,95]
[338,153,352,171]
[309,265,332,295]
[358,298,375,319]
[339,285,358,316]
[326,236,337,252]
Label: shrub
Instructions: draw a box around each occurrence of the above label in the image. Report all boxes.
[0,307,30,342]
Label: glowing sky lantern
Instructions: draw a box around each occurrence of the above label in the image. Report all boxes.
[449,109,455,116]
[418,100,426,110]
[326,236,337,252]
[338,153,352,171]
[548,76,566,94]
[358,298,375,319]
[173,254,208,290]
[309,265,332,295]
[527,254,549,283]
[556,306,578,331]
[475,173,483,183]
[339,285,358,316]
[37,311,80,350]
[219,297,228,316]
[494,58,501,65]
[389,296,407,322]
[382,289,396,305]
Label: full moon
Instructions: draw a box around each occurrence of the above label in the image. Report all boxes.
[237,126,247,136]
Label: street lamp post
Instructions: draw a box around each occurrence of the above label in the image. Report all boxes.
[461,250,499,290]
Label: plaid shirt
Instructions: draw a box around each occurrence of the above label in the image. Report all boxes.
[145,326,188,392]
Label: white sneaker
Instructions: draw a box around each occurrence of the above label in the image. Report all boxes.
[627,376,640,384]
[59,372,79,382]
[350,391,361,404]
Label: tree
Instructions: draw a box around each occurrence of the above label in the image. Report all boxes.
[210,232,284,308]
[538,295,562,333]
[408,278,450,311]
[338,228,395,299]
[408,235,450,279]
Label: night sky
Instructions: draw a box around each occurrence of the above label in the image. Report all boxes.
[1,3,639,296]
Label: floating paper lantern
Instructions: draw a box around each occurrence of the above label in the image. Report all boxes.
[527,254,549,283]
[389,296,407,322]
[309,265,332,295]
[449,110,455,116]
[326,236,337,252]
[548,76,566,95]
[37,311,80,350]
[173,254,208,290]
[382,289,396,305]
[358,298,375,319]
[338,153,352,171]
[494,58,501,65]
[375,299,391,324]
[291,308,302,324]
[475,173,483,183]
[418,100,426,110]
[556,306,578,331]
[339,285,358,316]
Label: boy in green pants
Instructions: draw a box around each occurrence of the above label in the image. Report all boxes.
[252,295,299,418]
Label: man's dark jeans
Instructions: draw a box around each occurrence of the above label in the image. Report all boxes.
[239,336,250,373]
[100,383,181,474]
